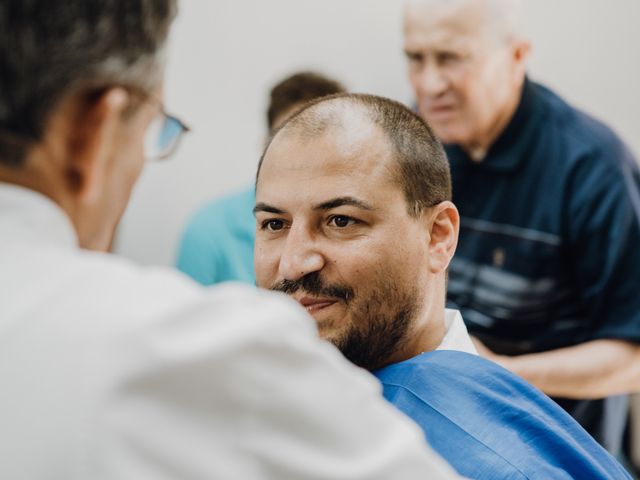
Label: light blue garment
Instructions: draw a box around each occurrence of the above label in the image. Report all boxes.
[177,186,256,285]
[375,350,631,479]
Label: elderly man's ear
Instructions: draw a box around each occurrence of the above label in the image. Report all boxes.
[426,201,459,274]
[45,88,131,205]
[1,87,131,219]
[68,88,131,204]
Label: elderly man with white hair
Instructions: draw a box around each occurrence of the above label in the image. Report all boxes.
[404,0,640,455]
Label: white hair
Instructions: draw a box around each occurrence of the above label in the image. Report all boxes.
[488,0,525,42]
[405,0,526,43]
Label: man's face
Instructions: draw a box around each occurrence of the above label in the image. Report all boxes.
[404,0,521,149]
[254,119,433,371]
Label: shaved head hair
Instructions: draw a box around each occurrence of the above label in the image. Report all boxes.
[257,93,451,217]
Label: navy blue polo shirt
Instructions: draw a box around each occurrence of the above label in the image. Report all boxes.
[445,78,640,453]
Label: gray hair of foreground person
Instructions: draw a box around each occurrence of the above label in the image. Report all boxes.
[0,0,177,166]
[257,93,452,217]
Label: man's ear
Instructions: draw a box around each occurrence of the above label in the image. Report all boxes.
[427,201,459,274]
[64,87,130,205]
[511,39,531,77]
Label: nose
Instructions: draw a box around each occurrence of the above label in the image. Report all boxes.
[278,224,326,281]
[415,62,448,98]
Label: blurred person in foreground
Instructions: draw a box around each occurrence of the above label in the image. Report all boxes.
[0,2,463,478]
[404,0,640,454]
[253,92,632,479]
[177,71,345,285]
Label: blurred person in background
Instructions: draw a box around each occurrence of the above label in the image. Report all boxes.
[0,1,465,478]
[404,0,640,456]
[177,71,345,285]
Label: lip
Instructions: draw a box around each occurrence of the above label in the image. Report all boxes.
[296,296,338,313]
[419,97,457,114]
[426,105,457,116]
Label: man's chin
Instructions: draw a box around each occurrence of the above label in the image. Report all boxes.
[418,114,465,145]
[428,124,467,146]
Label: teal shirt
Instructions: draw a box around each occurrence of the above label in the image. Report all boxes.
[176,186,256,285]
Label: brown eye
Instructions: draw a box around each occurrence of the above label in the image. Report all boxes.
[405,51,423,64]
[329,215,354,228]
[263,219,285,231]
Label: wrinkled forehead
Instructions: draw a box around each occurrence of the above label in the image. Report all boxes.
[404,0,501,45]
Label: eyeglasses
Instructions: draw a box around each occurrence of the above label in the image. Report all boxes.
[144,106,191,161]
[0,86,191,162]
[121,85,190,161]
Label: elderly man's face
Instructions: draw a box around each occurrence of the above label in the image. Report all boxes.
[254,121,433,370]
[404,0,523,150]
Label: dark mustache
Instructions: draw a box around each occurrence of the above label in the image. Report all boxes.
[271,272,353,303]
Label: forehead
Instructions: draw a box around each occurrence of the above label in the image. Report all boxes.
[257,120,402,208]
[404,0,491,49]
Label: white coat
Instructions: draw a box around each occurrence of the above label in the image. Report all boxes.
[0,183,460,479]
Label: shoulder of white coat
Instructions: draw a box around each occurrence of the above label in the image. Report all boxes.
[70,249,317,338]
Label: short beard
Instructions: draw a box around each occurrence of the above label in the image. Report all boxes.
[271,272,419,371]
[336,299,415,371]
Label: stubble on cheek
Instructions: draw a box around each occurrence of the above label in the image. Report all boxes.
[329,269,421,371]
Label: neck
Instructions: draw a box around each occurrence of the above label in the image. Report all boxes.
[407,309,447,356]
[0,158,109,251]
[462,79,525,161]
[384,289,447,366]
[0,161,63,207]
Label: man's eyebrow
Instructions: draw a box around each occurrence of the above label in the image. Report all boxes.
[253,202,286,215]
[313,197,375,211]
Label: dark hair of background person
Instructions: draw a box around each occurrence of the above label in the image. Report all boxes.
[259,93,451,217]
[0,0,177,167]
[266,71,346,132]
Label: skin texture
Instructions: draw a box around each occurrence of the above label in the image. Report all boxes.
[0,87,160,251]
[475,338,640,399]
[254,104,459,371]
[404,0,530,159]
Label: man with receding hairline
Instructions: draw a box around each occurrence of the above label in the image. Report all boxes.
[255,93,467,370]
[254,92,631,479]
[404,0,640,454]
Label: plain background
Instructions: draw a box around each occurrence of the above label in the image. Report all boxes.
[115,0,640,267]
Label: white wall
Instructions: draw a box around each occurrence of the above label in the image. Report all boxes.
[115,0,640,266]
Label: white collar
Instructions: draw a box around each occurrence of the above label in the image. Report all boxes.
[0,182,78,248]
[436,309,477,355]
